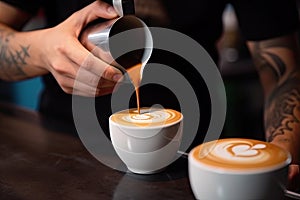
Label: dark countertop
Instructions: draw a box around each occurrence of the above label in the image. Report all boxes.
[0,102,194,200]
[0,102,298,200]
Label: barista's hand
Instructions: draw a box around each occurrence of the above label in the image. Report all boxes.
[33,1,122,96]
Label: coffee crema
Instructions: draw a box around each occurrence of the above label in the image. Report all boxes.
[192,138,291,172]
[110,107,182,127]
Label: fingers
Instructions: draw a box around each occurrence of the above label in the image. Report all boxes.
[73,81,116,97]
[63,65,122,96]
[93,0,118,18]
[45,1,123,97]
[58,38,123,83]
[81,54,122,81]
[50,51,123,97]
[76,67,122,89]
[59,74,119,97]
[74,0,118,27]
[75,62,124,96]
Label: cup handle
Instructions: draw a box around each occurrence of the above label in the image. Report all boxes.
[177,150,188,158]
[285,189,300,199]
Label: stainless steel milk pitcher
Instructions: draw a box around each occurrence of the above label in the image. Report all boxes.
[80,0,153,73]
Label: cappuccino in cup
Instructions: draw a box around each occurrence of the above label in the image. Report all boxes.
[188,138,291,200]
[109,107,183,174]
[110,107,182,127]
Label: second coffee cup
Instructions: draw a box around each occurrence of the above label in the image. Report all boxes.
[188,138,291,200]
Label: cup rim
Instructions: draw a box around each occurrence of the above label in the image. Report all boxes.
[109,108,183,130]
[188,139,292,174]
[189,153,291,175]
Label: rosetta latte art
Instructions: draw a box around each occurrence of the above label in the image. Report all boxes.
[230,143,266,157]
[110,107,182,127]
[210,141,269,165]
[193,138,291,171]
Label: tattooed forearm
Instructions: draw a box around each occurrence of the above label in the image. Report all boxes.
[248,34,300,144]
[252,43,287,82]
[265,74,300,142]
[262,51,286,79]
[0,28,30,80]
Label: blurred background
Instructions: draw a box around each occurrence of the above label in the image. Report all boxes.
[1,2,299,141]
[218,4,264,140]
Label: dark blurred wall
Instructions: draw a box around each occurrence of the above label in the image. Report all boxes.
[219,5,265,140]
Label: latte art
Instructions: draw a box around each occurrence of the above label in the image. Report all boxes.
[193,138,291,172]
[110,108,182,127]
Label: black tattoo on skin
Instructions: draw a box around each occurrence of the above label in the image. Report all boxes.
[252,43,286,81]
[0,29,30,79]
[265,74,300,142]
[250,37,300,142]
[263,51,286,78]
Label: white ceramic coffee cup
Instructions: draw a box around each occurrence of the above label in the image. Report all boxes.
[188,138,291,200]
[109,107,183,174]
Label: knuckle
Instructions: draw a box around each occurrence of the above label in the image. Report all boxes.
[81,57,95,71]
[55,42,66,54]
[101,67,113,79]
[56,76,73,94]
[63,88,73,94]
[56,38,72,55]
[89,75,100,87]
[52,61,67,74]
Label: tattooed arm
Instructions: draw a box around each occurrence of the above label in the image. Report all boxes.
[0,26,48,80]
[0,1,122,96]
[247,33,300,189]
[0,2,47,80]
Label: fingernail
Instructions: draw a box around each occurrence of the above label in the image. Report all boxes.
[113,74,123,82]
[107,6,116,15]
